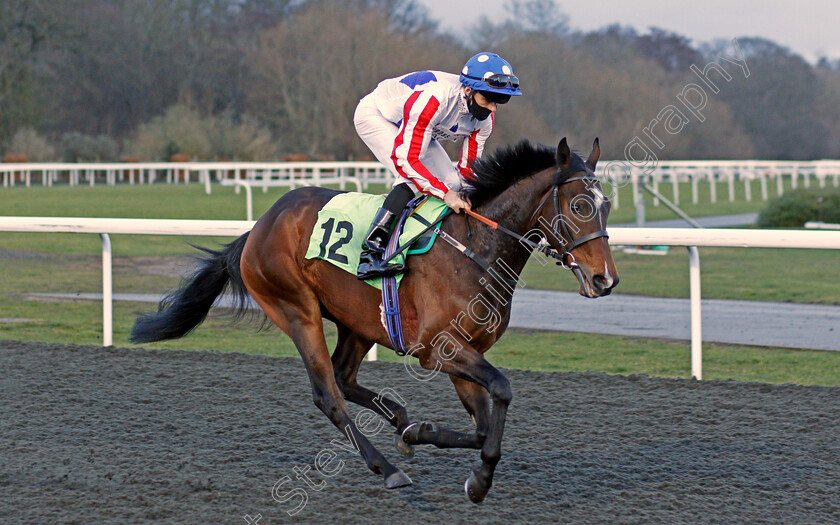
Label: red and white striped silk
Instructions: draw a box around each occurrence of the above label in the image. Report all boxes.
[390,91,451,199]
[458,113,493,181]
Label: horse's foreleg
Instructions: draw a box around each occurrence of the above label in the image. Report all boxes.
[401,377,490,450]
[415,346,512,504]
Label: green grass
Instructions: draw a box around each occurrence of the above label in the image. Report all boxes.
[3,294,839,386]
[2,181,837,304]
[0,178,802,253]
[0,183,281,256]
[481,329,840,386]
[2,182,283,219]
[1,251,839,386]
[0,183,389,256]
[2,179,839,386]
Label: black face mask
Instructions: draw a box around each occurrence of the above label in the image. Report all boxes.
[466,93,492,121]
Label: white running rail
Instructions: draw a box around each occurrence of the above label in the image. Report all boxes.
[2,217,840,378]
[4,160,840,209]
[806,222,840,230]
[0,161,389,190]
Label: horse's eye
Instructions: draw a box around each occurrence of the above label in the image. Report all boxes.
[571,203,584,215]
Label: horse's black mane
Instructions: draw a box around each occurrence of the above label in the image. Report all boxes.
[463,139,587,206]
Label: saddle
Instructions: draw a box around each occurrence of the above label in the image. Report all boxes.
[304,192,448,288]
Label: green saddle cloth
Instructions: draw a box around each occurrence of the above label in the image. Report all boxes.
[304,193,448,289]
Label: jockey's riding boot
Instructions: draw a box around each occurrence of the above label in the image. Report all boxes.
[357,208,405,280]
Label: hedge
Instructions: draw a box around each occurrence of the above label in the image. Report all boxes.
[758,187,840,227]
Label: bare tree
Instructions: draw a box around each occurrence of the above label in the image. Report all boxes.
[0,0,63,145]
[635,28,703,72]
[505,0,568,36]
[710,37,830,159]
[245,1,461,158]
[1,1,834,163]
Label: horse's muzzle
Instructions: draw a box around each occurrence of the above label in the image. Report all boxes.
[579,271,618,298]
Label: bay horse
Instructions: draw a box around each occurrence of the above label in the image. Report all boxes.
[131,137,618,503]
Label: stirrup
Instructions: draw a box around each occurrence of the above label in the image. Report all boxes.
[357,250,404,280]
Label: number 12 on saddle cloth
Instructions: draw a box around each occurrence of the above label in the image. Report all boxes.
[304,193,448,289]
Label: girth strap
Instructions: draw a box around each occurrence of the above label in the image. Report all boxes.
[380,198,424,356]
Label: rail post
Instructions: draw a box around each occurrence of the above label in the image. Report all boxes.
[221,180,253,221]
[688,246,702,380]
[100,234,113,347]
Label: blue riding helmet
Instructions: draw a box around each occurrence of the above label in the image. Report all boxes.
[459,52,523,96]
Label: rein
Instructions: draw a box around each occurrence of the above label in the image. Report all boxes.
[380,171,609,291]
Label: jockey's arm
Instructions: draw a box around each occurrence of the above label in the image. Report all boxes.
[391,90,470,212]
[457,113,493,181]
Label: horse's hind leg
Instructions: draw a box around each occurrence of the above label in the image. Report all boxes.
[253,294,411,489]
[401,376,490,450]
[331,323,414,456]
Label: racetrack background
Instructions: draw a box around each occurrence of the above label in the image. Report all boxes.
[2,340,839,524]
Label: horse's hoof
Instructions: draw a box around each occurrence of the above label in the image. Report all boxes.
[401,422,419,443]
[395,433,415,458]
[401,421,437,445]
[384,469,413,489]
[464,471,487,504]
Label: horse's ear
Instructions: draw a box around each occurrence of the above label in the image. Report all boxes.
[586,137,600,169]
[557,137,571,169]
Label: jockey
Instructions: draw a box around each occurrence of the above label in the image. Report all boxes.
[353,52,522,280]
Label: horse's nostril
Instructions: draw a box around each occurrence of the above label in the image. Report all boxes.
[593,274,614,290]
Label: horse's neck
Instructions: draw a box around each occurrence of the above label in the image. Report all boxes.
[467,170,555,276]
[482,170,554,228]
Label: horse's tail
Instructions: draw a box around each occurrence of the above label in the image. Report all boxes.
[130,232,251,343]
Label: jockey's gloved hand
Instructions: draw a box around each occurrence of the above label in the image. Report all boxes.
[444,190,471,214]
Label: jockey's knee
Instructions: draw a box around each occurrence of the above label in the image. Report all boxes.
[383,183,415,213]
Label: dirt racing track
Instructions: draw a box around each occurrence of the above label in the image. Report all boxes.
[2,340,840,524]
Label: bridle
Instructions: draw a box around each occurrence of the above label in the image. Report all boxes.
[524,171,610,287]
